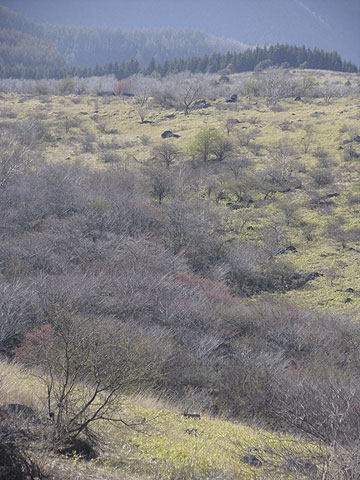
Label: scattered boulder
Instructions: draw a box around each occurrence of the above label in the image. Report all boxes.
[345,297,352,303]
[277,245,297,254]
[247,226,254,231]
[294,96,302,101]
[304,272,323,283]
[226,202,241,210]
[59,437,97,460]
[242,454,262,467]
[346,287,355,293]
[122,92,135,97]
[79,111,88,115]
[165,114,175,119]
[2,404,36,421]
[183,412,201,419]
[97,91,115,96]
[227,118,240,125]
[192,102,211,110]
[226,94,238,103]
[194,100,206,105]
[161,130,180,139]
[283,458,317,475]
[1,403,40,424]
[354,135,360,143]
[185,428,198,435]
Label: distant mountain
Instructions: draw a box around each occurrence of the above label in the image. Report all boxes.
[0,0,358,65]
[0,6,250,67]
[42,25,249,67]
[0,29,65,68]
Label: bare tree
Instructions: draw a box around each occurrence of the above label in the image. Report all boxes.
[15,311,153,446]
[143,162,175,203]
[151,141,182,168]
[257,68,295,106]
[171,73,204,115]
[0,128,35,188]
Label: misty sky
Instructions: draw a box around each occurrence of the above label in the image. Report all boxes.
[1,0,359,64]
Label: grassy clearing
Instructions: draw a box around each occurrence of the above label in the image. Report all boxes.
[0,359,321,479]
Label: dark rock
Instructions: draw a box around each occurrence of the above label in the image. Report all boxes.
[192,102,211,110]
[227,202,241,210]
[227,118,240,125]
[346,288,355,293]
[3,404,37,420]
[338,146,344,150]
[161,130,180,139]
[283,458,317,475]
[277,245,297,255]
[247,226,254,231]
[353,135,360,143]
[97,91,115,96]
[294,96,301,101]
[79,111,88,115]
[304,272,323,283]
[242,454,262,467]
[343,139,351,145]
[122,92,135,97]
[185,428,198,435]
[183,412,201,419]
[59,437,97,460]
[325,192,339,198]
[226,94,238,103]
[345,297,352,303]
[165,114,175,119]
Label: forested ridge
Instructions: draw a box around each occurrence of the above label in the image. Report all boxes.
[0,6,247,67]
[0,5,357,81]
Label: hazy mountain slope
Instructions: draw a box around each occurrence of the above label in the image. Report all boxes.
[0,6,249,67]
[41,25,249,67]
[0,0,358,65]
[0,28,65,68]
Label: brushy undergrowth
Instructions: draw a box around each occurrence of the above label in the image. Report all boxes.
[0,359,323,480]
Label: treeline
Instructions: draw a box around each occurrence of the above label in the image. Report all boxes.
[0,43,357,80]
[152,44,359,74]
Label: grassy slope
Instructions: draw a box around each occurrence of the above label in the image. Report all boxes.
[2,70,359,315]
[1,69,359,478]
[0,359,318,479]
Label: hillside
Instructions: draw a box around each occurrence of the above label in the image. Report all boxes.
[0,68,359,479]
[0,29,65,68]
[0,6,249,68]
[1,0,359,66]
[0,358,349,479]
